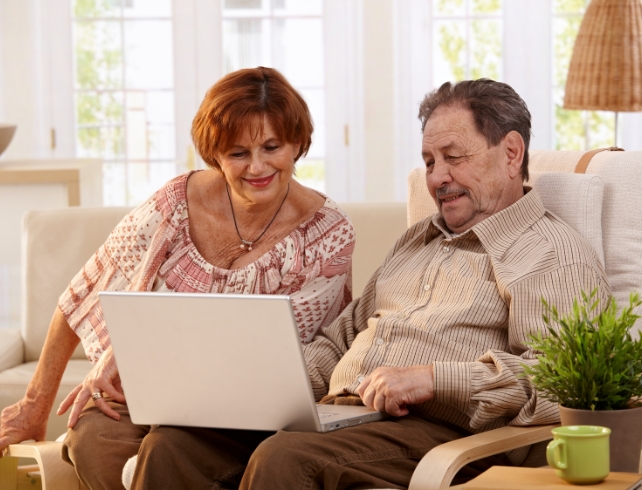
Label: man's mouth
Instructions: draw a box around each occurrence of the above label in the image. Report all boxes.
[439,192,467,204]
[441,195,462,203]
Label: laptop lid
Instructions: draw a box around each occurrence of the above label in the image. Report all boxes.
[100,291,324,432]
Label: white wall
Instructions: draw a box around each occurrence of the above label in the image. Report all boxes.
[0,0,49,159]
[0,0,75,159]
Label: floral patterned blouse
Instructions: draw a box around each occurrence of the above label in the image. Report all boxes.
[59,172,355,363]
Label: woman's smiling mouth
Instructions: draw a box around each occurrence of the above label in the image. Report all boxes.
[245,174,276,187]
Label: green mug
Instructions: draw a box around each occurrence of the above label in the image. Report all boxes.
[546,425,611,484]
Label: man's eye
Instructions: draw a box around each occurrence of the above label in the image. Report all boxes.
[425,160,435,169]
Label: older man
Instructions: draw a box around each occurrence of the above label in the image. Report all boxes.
[133,79,610,489]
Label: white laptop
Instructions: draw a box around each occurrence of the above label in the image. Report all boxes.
[99,291,385,432]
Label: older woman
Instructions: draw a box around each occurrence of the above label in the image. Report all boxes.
[0,67,354,489]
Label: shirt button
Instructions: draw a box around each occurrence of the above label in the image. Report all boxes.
[443,246,450,253]
[357,376,365,383]
[376,338,384,346]
[423,284,431,291]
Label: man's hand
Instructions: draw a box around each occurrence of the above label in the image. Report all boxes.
[57,345,126,428]
[357,365,435,417]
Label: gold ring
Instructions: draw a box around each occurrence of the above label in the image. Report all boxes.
[92,392,103,401]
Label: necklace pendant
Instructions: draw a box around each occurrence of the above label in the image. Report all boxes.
[240,239,253,251]
[248,245,253,251]
[240,243,245,250]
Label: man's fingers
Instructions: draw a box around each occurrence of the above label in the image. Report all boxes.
[385,396,408,417]
[372,392,387,413]
[360,386,375,410]
[356,376,369,396]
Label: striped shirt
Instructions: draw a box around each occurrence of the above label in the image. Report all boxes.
[304,188,610,436]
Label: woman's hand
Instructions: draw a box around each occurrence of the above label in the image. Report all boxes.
[58,345,126,428]
[0,399,49,455]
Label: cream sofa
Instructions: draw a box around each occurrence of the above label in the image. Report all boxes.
[3,148,642,489]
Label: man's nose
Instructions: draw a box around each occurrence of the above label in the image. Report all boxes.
[428,160,452,187]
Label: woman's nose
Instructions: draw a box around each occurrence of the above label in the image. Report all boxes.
[248,152,267,173]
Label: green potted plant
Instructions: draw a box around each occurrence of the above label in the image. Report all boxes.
[524,289,642,472]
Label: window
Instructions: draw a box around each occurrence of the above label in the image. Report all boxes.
[553,0,615,150]
[432,0,503,86]
[72,0,176,205]
[221,0,326,192]
[70,0,326,204]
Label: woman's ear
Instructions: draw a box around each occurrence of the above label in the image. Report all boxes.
[503,131,525,179]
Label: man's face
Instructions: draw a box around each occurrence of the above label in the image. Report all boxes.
[421,106,523,234]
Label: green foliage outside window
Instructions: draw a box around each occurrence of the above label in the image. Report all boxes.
[438,24,466,81]
[470,20,500,80]
[554,0,615,150]
[435,0,501,83]
[73,0,124,158]
[472,0,501,14]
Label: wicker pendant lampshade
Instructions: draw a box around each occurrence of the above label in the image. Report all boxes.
[564,0,642,115]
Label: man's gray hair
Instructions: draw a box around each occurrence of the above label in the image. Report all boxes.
[418,79,532,181]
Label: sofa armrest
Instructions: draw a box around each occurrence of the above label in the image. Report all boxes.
[0,329,24,372]
[408,424,558,490]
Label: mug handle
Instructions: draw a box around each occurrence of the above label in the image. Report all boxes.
[547,439,567,469]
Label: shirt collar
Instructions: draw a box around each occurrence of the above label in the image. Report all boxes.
[423,187,545,258]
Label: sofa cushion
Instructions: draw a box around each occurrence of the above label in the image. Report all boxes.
[0,328,23,372]
[22,207,131,362]
[527,171,605,265]
[530,150,642,332]
[0,359,92,440]
[338,202,408,298]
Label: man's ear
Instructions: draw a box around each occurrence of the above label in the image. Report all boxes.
[503,131,525,179]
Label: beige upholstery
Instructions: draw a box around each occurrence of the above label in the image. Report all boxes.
[0,207,131,440]
[338,202,408,298]
[529,150,642,333]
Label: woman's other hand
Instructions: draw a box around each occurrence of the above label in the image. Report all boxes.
[0,307,81,454]
[58,345,126,427]
[0,398,49,455]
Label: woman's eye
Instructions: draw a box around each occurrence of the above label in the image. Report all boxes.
[230,152,246,158]
[265,145,280,152]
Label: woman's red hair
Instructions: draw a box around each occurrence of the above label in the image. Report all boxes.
[191,66,313,170]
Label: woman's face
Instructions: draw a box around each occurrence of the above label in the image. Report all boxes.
[218,116,299,207]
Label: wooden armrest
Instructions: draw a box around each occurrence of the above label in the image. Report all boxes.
[408,424,558,490]
[5,441,83,490]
